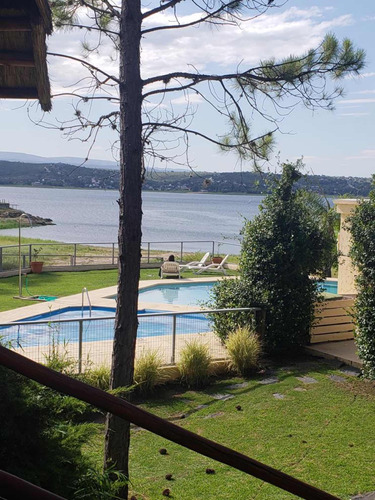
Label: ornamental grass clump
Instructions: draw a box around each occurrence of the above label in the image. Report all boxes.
[134,350,164,394]
[178,340,211,388]
[225,326,261,376]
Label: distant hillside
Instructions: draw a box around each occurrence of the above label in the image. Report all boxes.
[0,160,371,196]
[0,152,118,170]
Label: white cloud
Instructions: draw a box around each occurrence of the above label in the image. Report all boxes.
[340,98,375,104]
[339,112,370,117]
[345,149,375,160]
[46,6,355,93]
[171,93,204,105]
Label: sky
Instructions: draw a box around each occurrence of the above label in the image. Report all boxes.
[0,0,374,178]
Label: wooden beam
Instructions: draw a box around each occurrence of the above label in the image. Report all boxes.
[0,18,31,32]
[0,87,38,99]
[0,51,34,67]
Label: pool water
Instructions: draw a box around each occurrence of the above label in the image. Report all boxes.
[2,306,210,347]
[138,279,338,305]
[139,282,214,305]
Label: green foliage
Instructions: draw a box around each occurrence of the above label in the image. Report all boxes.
[225,326,261,376]
[207,278,256,343]
[178,340,211,388]
[73,466,128,500]
[0,363,94,498]
[80,364,111,391]
[211,161,332,353]
[348,183,375,378]
[134,350,164,394]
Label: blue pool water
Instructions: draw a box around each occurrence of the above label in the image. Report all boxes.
[138,279,338,304]
[2,306,210,347]
[139,282,214,305]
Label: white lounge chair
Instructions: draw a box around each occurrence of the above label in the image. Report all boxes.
[160,261,181,279]
[195,254,229,275]
[179,252,210,271]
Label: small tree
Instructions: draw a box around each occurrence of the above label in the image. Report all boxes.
[348,183,375,379]
[211,161,334,353]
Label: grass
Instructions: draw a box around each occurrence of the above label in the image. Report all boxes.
[83,359,375,499]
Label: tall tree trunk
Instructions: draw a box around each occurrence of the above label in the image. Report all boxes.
[104,0,142,497]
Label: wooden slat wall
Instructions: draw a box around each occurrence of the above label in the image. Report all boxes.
[310,298,355,344]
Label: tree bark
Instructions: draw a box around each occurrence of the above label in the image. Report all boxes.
[104,0,143,497]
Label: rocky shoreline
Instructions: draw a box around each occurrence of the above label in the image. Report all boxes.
[0,206,54,227]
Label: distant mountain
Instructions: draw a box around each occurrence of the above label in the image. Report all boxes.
[0,152,118,170]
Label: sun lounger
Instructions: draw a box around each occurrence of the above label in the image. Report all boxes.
[179,252,210,271]
[160,261,181,279]
[195,254,229,275]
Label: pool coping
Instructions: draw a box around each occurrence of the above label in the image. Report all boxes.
[0,276,226,324]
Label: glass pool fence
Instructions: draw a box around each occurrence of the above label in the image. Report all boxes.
[0,307,261,372]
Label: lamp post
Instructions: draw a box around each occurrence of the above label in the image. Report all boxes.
[17,213,32,298]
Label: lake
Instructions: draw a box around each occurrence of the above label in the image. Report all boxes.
[0,187,264,253]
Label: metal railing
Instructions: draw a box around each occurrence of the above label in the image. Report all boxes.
[0,239,241,273]
[0,308,259,372]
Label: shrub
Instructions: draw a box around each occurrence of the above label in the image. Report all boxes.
[178,340,211,388]
[207,278,256,343]
[349,183,375,378]
[225,326,261,376]
[0,363,94,498]
[134,350,163,394]
[80,365,111,391]
[209,162,332,354]
[74,466,128,500]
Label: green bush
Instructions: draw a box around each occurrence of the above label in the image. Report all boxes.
[225,326,261,376]
[178,340,211,388]
[80,365,111,391]
[349,184,375,378]
[73,466,128,500]
[0,363,94,498]
[134,350,163,394]
[207,278,256,343]
[209,162,333,354]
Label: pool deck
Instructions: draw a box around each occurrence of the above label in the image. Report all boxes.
[0,276,223,323]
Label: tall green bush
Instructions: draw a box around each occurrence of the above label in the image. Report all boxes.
[210,162,334,353]
[348,184,375,378]
[0,364,92,497]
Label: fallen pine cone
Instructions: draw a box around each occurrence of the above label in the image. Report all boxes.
[206,468,215,474]
[235,405,242,411]
[159,448,168,455]
[162,488,171,497]
[165,474,173,481]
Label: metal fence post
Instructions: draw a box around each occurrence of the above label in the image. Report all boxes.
[29,244,32,265]
[0,247,2,272]
[73,244,77,267]
[78,320,83,374]
[212,241,215,257]
[171,314,177,364]
[112,243,115,265]
[147,242,150,264]
[180,242,183,263]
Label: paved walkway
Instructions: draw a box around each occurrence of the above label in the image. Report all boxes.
[306,340,362,368]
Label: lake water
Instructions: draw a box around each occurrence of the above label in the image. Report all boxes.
[0,186,264,253]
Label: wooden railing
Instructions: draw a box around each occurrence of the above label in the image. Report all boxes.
[0,345,340,500]
[311,298,355,343]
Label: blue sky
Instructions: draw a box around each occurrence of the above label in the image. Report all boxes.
[0,0,374,177]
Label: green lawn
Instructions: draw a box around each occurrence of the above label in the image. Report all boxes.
[84,361,375,500]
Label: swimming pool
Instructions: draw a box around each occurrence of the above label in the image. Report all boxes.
[1,306,211,347]
[137,279,338,305]
[138,281,214,305]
